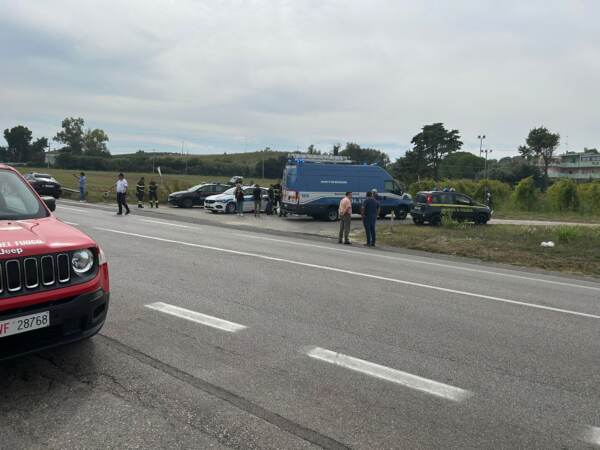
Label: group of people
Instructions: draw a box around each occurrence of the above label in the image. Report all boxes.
[338,189,380,247]
[104,173,160,215]
[232,182,283,217]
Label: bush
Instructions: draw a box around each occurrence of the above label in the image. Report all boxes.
[577,182,600,215]
[512,176,538,210]
[554,226,586,243]
[474,180,511,207]
[547,179,580,211]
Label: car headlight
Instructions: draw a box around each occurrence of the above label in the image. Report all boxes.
[72,249,95,275]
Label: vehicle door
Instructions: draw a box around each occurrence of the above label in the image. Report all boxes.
[193,185,210,205]
[454,193,475,221]
[243,188,255,212]
[435,193,458,220]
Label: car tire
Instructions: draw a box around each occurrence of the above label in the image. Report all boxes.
[413,217,424,225]
[226,202,236,214]
[326,207,339,222]
[475,213,489,225]
[429,214,441,226]
[393,207,408,220]
[182,198,193,208]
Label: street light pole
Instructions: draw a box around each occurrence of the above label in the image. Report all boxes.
[483,148,493,180]
[477,134,486,158]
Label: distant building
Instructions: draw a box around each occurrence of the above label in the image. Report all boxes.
[547,149,600,181]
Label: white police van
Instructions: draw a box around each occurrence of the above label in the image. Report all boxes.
[282,154,412,221]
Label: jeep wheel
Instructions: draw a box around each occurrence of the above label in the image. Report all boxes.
[226,202,236,214]
[326,207,339,222]
[429,214,441,226]
[393,207,408,220]
[475,213,489,225]
[182,198,193,208]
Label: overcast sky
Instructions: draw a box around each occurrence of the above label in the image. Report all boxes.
[1,0,599,159]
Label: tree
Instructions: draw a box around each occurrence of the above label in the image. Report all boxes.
[519,126,560,189]
[3,125,33,162]
[332,143,341,156]
[339,142,390,166]
[410,123,462,181]
[83,128,110,156]
[439,151,485,179]
[30,137,48,164]
[389,147,430,184]
[307,144,321,155]
[54,117,85,154]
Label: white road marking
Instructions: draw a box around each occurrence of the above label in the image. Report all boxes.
[583,426,600,446]
[306,347,471,402]
[63,221,79,226]
[233,233,600,293]
[61,202,600,292]
[138,218,197,229]
[95,227,600,320]
[145,302,246,332]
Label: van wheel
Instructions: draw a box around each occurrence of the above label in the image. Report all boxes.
[183,198,193,208]
[326,207,339,221]
[226,202,236,214]
[393,207,408,220]
[475,213,488,225]
[429,214,441,226]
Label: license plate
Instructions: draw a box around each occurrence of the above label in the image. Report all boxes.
[0,311,50,338]
[45,184,54,188]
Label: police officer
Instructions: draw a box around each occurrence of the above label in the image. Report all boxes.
[136,177,145,208]
[148,179,159,208]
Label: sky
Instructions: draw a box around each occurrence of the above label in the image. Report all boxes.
[1,0,599,160]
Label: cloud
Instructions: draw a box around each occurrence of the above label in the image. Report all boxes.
[1,0,599,158]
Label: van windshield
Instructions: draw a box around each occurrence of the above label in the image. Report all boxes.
[0,170,49,220]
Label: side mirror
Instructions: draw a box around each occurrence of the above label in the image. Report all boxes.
[42,196,56,212]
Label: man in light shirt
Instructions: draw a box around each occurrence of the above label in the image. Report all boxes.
[338,191,353,245]
[113,173,131,215]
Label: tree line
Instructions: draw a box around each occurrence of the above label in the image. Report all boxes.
[1,116,565,188]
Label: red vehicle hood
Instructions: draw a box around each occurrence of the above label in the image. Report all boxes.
[0,217,95,258]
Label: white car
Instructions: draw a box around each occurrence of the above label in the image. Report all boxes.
[204,186,269,214]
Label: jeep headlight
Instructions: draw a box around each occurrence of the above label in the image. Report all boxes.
[72,249,95,275]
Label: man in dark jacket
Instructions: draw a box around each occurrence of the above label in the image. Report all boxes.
[252,184,262,217]
[136,177,145,208]
[361,190,380,247]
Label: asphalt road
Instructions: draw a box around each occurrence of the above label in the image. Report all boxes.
[2,202,600,449]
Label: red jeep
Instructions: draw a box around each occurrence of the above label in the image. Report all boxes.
[0,165,109,360]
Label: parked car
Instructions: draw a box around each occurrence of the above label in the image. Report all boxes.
[281,155,413,221]
[24,172,62,199]
[411,190,492,225]
[0,164,109,360]
[168,183,229,208]
[204,186,269,214]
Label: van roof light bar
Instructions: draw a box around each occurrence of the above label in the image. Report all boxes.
[287,154,353,164]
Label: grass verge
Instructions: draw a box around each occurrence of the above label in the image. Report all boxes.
[359,223,600,278]
[18,167,278,204]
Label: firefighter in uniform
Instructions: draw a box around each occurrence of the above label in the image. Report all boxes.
[136,177,146,208]
[148,179,159,208]
[273,183,282,216]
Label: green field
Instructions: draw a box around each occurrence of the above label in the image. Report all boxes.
[19,167,278,203]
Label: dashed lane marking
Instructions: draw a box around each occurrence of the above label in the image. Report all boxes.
[145,302,247,332]
[306,347,471,402]
[138,218,197,229]
[96,227,600,321]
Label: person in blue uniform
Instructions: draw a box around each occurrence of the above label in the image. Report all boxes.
[361,190,380,247]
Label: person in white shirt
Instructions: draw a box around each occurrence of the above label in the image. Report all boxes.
[111,173,130,215]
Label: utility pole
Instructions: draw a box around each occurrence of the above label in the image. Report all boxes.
[262,148,265,179]
[478,134,486,156]
[482,148,493,180]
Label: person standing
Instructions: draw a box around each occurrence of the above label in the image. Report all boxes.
[234,183,245,216]
[273,183,282,216]
[73,172,86,202]
[361,190,380,247]
[148,179,159,208]
[252,184,262,217]
[136,177,146,208]
[113,173,130,215]
[266,185,274,215]
[338,191,353,245]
